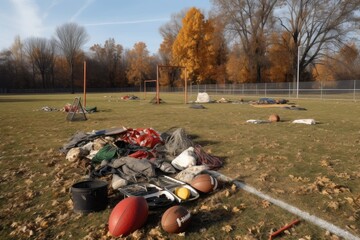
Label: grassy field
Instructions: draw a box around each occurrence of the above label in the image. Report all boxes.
[0,92,360,240]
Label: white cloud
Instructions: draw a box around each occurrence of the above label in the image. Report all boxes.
[10,0,43,37]
[42,0,62,19]
[70,0,95,22]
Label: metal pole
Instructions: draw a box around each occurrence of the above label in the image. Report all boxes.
[320,81,323,100]
[83,61,86,108]
[265,83,267,97]
[144,80,147,100]
[289,82,291,98]
[297,46,300,99]
[156,65,159,104]
[354,80,356,102]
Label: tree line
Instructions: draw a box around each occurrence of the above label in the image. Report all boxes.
[1,0,359,92]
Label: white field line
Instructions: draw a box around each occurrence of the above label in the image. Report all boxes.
[205,170,360,240]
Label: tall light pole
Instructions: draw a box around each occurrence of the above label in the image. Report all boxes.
[296,45,300,99]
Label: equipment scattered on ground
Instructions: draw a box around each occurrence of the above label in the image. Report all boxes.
[163,128,194,157]
[108,196,149,237]
[66,97,87,121]
[174,187,191,200]
[196,92,210,103]
[117,175,201,208]
[269,219,300,240]
[190,173,218,193]
[118,183,176,208]
[292,119,316,125]
[282,106,307,111]
[246,119,271,124]
[161,205,191,233]
[268,114,280,122]
[70,179,108,213]
[62,126,225,236]
[171,147,197,170]
[190,104,206,109]
[151,175,200,203]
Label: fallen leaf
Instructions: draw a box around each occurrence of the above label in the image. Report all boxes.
[344,197,354,205]
[320,160,331,167]
[328,201,340,210]
[232,206,240,213]
[25,179,33,185]
[200,205,211,211]
[258,173,268,182]
[299,235,312,240]
[222,225,233,232]
[224,189,230,197]
[261,200,271,208]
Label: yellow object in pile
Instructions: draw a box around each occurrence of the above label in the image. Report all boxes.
[174,187,191,200]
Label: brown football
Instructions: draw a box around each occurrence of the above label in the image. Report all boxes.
[269,114,280,122]
[161,205,191,233]
[190,173,218,193]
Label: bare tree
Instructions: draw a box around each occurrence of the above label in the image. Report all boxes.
[90,38,123,87]
[9,36,31,88]
[54,23,89,93]
[24,37,55,88]
[212,0,279,83]
[159,10,186,64]
[278,0,360,82]
[158,10,187,87]
[0,50,13,90]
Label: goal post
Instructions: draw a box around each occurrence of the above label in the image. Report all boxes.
[144,80,158,100]
[156,65,188,104]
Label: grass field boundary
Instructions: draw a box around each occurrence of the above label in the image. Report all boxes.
[207,170,360,240]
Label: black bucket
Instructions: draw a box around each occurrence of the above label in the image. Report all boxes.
[71,180,108,213]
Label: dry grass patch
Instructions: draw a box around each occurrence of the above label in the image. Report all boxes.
[0,93,360,239]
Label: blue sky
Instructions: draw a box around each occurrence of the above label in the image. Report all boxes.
[0,0,212,54]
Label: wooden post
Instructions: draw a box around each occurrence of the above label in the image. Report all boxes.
[144,80,147,100]
[184,68,188,104]
[83,61,87,108]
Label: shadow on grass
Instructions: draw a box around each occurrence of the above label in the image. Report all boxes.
[137,205,235,235]
[189,133,221,146]
[94,109,112,113]
[187,208,234,232]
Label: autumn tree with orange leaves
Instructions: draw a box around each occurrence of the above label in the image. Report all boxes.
[313,43,360,84]
[126,42,152,88]
[267,32,293,82]
[171,7,216,84]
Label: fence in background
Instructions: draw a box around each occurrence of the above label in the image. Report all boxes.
[160,79,360,101]
[1,79,359,101]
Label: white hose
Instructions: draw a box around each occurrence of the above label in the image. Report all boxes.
[204,170,360,240]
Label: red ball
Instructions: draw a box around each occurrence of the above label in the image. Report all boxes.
[161,205,191,233]
[190,173,218,193]
[108,196,148,237]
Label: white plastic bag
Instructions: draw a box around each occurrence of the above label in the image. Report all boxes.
[171,147,197,170]
[292,119,316,125]
[246,119,270,124]
[196,92,210,103]
[111,174,128,189]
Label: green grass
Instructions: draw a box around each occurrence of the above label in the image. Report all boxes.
[0,92,360,239]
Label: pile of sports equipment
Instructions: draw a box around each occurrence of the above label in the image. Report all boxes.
[61,126,223,237]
